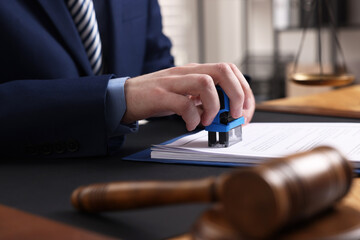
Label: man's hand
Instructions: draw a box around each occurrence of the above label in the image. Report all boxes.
[122,63,255,131]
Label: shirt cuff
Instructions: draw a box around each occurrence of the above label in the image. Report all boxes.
[106,77,138,137]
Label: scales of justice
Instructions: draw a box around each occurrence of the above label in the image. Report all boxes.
[290,0,355,87]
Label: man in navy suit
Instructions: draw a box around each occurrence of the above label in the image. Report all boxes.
[0,0,255,158]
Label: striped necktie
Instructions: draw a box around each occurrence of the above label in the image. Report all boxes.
[67,0,104,75]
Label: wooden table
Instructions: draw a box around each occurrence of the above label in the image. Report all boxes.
[0,204,118,240]
[256,84,360,119]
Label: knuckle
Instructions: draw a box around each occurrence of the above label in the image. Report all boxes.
[197,74,213,88]
[228,62,238,70]
[215,62,231,74]
[234,90,245,103]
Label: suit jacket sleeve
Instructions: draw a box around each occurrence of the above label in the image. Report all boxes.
[0,76,116,158]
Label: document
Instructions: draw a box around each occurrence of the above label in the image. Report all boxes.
[151,123,360,167]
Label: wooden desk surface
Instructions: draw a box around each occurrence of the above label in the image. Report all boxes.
[256,84,360,119]
[0,204,118,240]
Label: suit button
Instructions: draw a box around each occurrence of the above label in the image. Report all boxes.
[40,144,52,155]
[54,142,66,154]
[67,139,79,152]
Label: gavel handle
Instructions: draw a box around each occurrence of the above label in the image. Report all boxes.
[71,177,218,212]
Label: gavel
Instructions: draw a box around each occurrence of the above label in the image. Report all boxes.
[71,146,353,239]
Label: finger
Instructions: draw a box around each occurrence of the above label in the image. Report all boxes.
[161,74,220,126]
[168,63,245,118]
[157,92,202,131]
[228,63,255,123]
[188,95,202,106]
[242,93,255,124]
[208,63,244,118]
[228,63,251,90]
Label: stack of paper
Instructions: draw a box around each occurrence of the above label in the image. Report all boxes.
[151,123,360,168]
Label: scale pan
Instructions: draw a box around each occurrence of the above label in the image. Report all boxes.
[291,73,355,87]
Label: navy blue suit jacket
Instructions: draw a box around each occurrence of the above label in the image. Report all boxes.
[0,0,174,158]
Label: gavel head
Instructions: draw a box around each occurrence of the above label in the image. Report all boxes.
[218,146,353,239]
